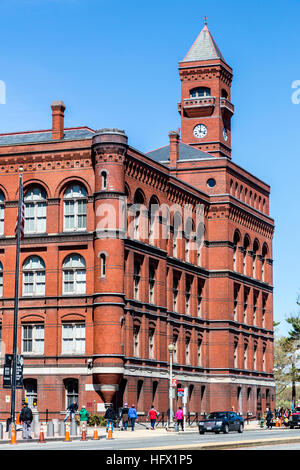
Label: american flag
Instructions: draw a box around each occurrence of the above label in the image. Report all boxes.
[14,177,25,240]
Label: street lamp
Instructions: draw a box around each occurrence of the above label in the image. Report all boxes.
[168,343,175,430]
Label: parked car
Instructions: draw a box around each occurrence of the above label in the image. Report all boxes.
[289,407,300,428]
[198,411,244,434]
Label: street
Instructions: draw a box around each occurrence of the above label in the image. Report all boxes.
[1,427,300,451]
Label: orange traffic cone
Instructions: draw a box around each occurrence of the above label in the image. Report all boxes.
[64,422,71,441]
[93,425,99,440]
[107,422,113,440]
[10,424,17,445]
[39,423,46,443]
[16,414,20,425]
[275,417,279,427]
[81,423,87,441]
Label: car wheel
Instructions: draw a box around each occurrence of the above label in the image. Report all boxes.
[223,424,229,434]
[199,431,205,435]
[290,425,294,429]
[215,430,220,434]
[238,423,243,433]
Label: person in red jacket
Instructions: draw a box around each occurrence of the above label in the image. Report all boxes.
[147,405,159,430]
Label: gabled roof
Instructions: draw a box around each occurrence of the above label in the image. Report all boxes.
[182,23,225,63]
[147,142,216,163]
[0,127,95,146]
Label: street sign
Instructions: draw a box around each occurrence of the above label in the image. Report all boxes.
[177,388,184,397]
[3,354,13,389]
[2,354,23,389]
[172,377,177,387]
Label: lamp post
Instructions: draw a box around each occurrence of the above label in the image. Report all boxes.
[168,343,175,429]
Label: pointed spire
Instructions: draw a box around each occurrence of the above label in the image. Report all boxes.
[183,19,225,63]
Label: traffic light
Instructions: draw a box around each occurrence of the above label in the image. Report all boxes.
[33,398,37,407]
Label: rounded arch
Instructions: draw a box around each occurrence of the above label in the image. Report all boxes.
[262,242,269,257]
[22,255,45,270]
[55,176,92,198]
[62,253,86,268]
[190,86,211,98]
[243,234,251,249]
[133,188,146,206]
[253,238,260,252]
[233,229,241,245]
[21,179,51,199]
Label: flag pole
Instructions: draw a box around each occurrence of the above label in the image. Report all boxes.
[10,169,23,425]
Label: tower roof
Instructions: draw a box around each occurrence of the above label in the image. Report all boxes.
[183,21,225,63]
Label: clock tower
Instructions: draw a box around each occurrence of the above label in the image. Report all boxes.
[178,20,234,158]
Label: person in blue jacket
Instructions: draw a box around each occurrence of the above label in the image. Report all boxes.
[128,404,138,431]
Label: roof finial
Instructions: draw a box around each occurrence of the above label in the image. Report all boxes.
[204,16,208,26]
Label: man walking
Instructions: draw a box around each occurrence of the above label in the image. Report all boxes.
[104,404,116,433]
[128,404,138,431]
[266,408,273,429]
[147,405,159,430]
[64,401,78,423]
[121,403,129,431]
[19,403,33,439]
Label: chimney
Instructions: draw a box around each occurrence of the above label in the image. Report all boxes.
[51,101,66,140]
[169,130,180,167]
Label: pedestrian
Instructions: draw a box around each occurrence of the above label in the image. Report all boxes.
[128,404,138,431]
[266,408,273,429]
[117,406,123,429]
[147,405,159,430]
[174,406,184,431]
[64,400,78,422]
[122,403,129,431]
[104,404,116,433]
[19,403,33,439]
[79,405,89,424]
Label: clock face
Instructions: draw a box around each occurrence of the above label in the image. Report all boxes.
[193,124,207,139]
[223,128,228,141]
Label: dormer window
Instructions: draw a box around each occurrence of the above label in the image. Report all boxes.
[190,87,211,98]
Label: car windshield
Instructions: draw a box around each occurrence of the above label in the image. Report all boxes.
[206,412,227,420]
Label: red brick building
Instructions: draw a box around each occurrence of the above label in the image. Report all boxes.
[0,22,274,421]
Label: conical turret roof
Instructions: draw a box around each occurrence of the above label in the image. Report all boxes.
[183,21,225,62]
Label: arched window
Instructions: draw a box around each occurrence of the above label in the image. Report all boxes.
[185,334,191,364]
[221,89,228,99]
[148,196,160,245]
[243,235,250,275]
[233,230,241,271]
[252,239,260,278]
[190,87,211,98]
[184,218,194,263]
[172,212,182,258]
[24,186,47,234]
[0,190,4,235]
[262,243,269,282]
[101,171,107,190]
[63,184,87,231]
[132,189,146,240]
[62,254,86,294]
[100,253,106,277]
[22,256,45,296]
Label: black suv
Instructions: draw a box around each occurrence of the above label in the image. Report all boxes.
[289,407,300,428]
[198,411,244,434]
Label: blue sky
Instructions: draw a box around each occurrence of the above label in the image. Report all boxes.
[0,0,299,336]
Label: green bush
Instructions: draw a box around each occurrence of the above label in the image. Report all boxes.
[88,415,106,427]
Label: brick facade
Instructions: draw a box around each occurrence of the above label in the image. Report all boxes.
[0,23,275,421]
